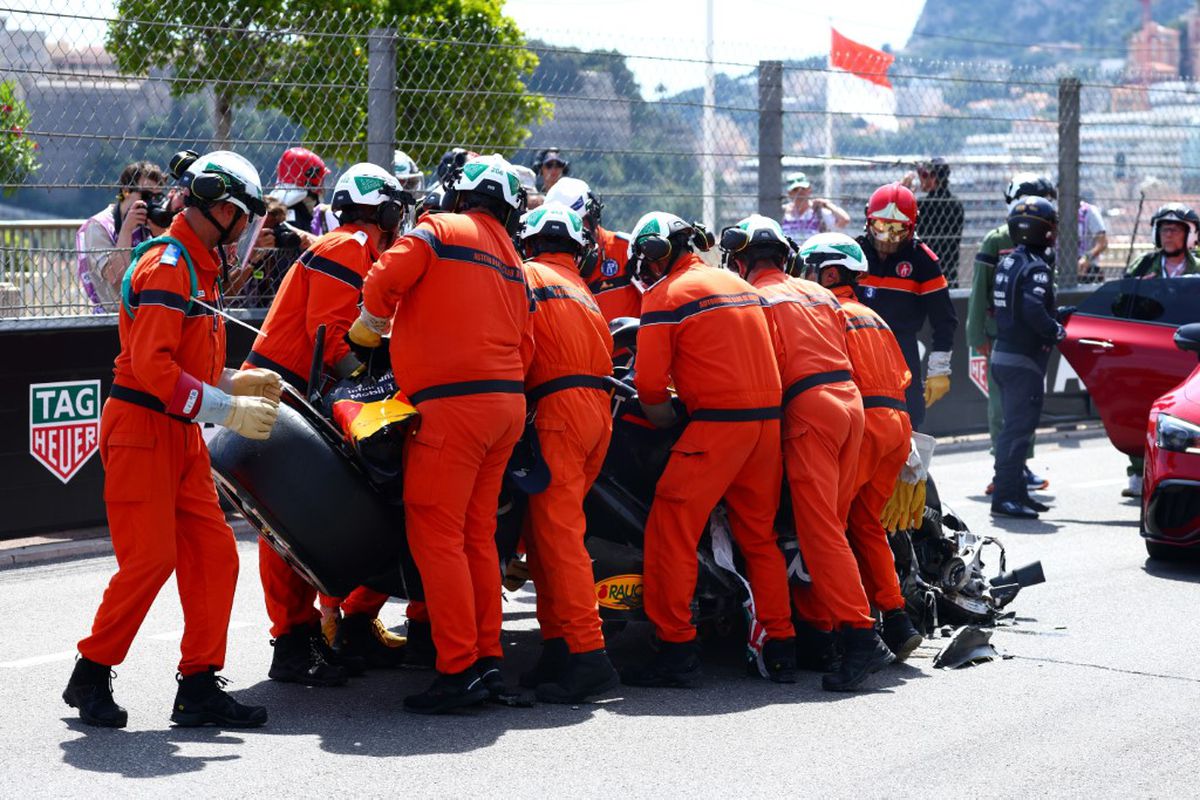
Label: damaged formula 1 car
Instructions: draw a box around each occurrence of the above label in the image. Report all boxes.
[208,322,761,638]
[209,320,1041,648]
[889,479,1045,633]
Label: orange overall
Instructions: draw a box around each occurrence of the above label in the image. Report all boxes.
[242,224,394,638]
[78,215,238,676]
[522,252,614,654]
[833,284,913,613]
[752,271,872,632]
[362,210,533,674]
[583,226,641,323]
[636,255,793,644]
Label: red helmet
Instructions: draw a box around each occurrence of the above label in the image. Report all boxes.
[275,147,329,189]
[866,182,917,245]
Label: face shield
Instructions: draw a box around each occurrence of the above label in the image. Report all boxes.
[233,211,267,273]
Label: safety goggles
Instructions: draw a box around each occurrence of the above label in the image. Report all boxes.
[869,218,909,243]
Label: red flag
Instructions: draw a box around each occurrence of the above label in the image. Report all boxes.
[831,28,894,89]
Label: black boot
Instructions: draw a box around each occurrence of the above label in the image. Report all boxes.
[620,640,701,689]
[171,669,268,728]
[63,656,127,728]
[334,613,406,670]
[403,667,489,715]
[794,620,839,672]
[519,637,569,689]
[761,637,797,684]
[536,649,619,704]
[269,623,348,687]
[880,609,923,663]
[822,627,895,692]
[1023,496,1051,513]
[403,619,437,670]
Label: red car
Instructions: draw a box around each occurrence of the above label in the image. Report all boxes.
[1058,277,1200,559]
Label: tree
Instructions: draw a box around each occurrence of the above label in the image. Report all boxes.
[270,0,549,168]
[106,0,548,169]
[0,82,39,196]
[106,0,297,147]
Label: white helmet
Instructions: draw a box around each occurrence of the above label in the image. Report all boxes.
[183,150,264,217]
[518,202,587,250]
[392,149,423,192]
[330,162,409,231]
[798,231,868,274]
[718,214,793,275]
[627,211,694,262]
[452,154,526,212]
[544,176,601,224]
[332,163,404,209]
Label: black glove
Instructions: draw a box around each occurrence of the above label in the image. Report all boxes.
[1056,305,1077,323]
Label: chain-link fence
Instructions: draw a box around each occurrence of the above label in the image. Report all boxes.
[1,6,1197,319]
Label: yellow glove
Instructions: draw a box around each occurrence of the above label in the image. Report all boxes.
[229,368,282,402]
[908,478,927,530]
[222,395,279,440]
[881,479,915,532]
[924,374,950,407]
[348,317,383,350]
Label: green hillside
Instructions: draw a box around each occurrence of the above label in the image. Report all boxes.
[904,0,1196,65]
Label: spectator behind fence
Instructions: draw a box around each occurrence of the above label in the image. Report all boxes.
[904,157,964,287]
[534,147,569,193]
[1076,192,1109,283]
[780,172,850,245]
[76,161,175,312]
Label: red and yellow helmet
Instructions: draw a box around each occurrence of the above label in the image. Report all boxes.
[865,182,917,245]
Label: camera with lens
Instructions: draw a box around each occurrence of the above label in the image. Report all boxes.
[273,224,301,251]
[144,191,178,228]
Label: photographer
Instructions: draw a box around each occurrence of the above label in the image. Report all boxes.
[76,161,180,313]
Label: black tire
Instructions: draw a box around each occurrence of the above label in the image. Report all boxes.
[1145,539,1188,562]
[209,399,410,598]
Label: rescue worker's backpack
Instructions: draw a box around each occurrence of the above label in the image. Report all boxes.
[120,235,199,319]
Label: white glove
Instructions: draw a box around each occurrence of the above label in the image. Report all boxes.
[899,431,936,484]
[222,395,279,440]
[927,350,952,378]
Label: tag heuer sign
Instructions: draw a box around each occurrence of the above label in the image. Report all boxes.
[30,380,101,483]
[968,348,989,399]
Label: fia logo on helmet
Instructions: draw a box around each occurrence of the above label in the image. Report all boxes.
[29,380,101,483]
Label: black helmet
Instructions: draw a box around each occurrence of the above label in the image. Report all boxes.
[1007,196,1058,248]
[1004,172,1057,205]
[1150,203,1199,249]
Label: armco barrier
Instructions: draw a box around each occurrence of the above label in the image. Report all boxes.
[0,289,1099,541]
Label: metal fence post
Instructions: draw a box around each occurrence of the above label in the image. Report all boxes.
[367,28,397,172]
[758,60,783,218]
[1057,77,1081,287]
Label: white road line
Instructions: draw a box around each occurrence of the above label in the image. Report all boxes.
[0,651,77,668]
[0,621,259,668]
[1069,478,1127,489]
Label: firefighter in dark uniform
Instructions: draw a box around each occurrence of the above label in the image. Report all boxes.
[856,183,958,431]
[990,196,1064,519]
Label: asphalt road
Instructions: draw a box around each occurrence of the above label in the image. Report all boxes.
[2,432,1198,798]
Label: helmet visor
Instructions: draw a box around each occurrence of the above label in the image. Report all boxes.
[869,218,909,244]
